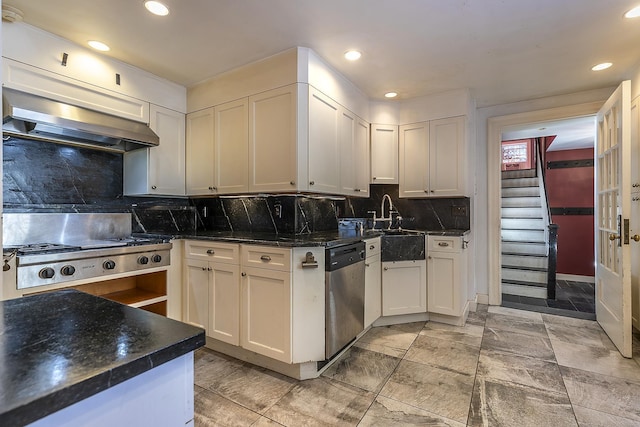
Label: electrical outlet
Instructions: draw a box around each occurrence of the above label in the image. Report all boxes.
[274,202,282,218]
[451,206,467,216]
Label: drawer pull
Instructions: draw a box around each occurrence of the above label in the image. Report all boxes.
[241,272,246,277]
[206,249,215,255]
[260,255,272,262]
[369,245,375,250]
[438,242,449,247]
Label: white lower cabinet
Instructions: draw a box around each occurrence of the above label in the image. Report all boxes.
[427,236,467,317]
[364,238,382,328]
[241,266,292,362]
[184,241,325,365]
[183,242,240,345]
[382,260,427,316]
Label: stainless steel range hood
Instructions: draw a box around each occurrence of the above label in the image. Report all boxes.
[2,88,159,153]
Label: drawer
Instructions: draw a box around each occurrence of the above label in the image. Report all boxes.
[428,236,461,253]
[184,240,240,264]
[365,237,381,258]
[241,245,291,271]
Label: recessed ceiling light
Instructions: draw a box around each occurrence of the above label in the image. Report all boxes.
[591,62,612,71]
[625,6,640,18]
[384,92,398,98]
[344,50,362,61]
[88,40,110,51]
[144,1,169,16]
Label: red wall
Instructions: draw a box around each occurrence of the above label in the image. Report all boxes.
[546,148,594,276]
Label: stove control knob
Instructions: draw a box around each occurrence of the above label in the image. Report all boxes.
[103,260,116,270]
[39,267,55,279]
[151,254,162,263]
[138,256,149,265]
[60,265,76,276]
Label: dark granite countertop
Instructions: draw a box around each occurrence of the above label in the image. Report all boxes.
[143,228,470,248]
[0,289,205,426]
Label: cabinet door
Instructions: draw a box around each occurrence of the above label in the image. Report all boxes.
[249,85,298,193]
[354,117,371,197]
[241,267,292,363]
[427,251,462,316]
[148,104,186,195]
[184,259,210,331]
[215,98,249,194]
[339,108,357,195]
[209,262,241,346]
[429,116,466,196]
[186,108,215,195]
[365,256,382,328]
[382,260,427,316]
[399,122,429,198]
[308,87,341,194]
[371,124,398,184]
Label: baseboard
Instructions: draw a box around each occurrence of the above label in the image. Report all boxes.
[373,312,429,327]
[557,273,595,283]
[476,293,489,305]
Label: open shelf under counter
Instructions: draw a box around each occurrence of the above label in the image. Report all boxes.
[70,270,168,315]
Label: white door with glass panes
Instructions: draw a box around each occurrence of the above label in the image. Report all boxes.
[595,80,632,358]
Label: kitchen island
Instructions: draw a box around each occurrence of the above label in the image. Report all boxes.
[0,289,205,426]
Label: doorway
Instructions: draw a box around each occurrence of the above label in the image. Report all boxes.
[498,116,596,319]
[487,101,603,306]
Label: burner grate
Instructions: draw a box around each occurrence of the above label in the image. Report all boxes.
[17,243,81,255]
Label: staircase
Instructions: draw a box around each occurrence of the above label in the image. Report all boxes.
[501,169,548,299]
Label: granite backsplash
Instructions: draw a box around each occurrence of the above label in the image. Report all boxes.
[3,138,470,235]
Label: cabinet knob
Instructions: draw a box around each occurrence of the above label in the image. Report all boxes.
[383,267,388,271]
[208,267,212,271]
[241,272,247,277]
[290,181,296,185]
[365,263,370,267]
[201,267,207,271]
[428,256,432,260]
[354,188,360,192]
[370,245,375,250]
[309,181,315,186]
[424,189,429,193]
[208,186,217,191]
[431,190,435,193]
[373,177,377,180]
[151,185,157,190]
[206,249,215,255]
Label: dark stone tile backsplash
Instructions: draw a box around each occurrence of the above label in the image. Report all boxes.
[3,138,470,235]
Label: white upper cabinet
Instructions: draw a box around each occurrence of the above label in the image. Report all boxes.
[399,116,466,198]
[399,122,429,197]
[215,98,249,194]
[308,86,341,194]
[124,104,186,196]
[249,85,300,193]
[340,110,370,197]
[186,108,215,195]
[429,116,466,197]
[370,124,399,184]
[186,99,249,196]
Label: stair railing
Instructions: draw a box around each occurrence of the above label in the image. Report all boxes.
[536,138,557,300]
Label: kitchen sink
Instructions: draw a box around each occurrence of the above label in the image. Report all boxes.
[380,230,425,262]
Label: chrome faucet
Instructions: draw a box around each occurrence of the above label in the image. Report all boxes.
[381,194,393,225]
[369,194,397,230]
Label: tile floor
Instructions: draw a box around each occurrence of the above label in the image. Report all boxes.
[193,305,640,426]
[502,280,596,320]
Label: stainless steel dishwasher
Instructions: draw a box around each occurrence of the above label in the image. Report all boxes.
[325,241,366,359]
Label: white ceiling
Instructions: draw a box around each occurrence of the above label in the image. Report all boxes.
[502,116,596,152]
[3,0,640,107]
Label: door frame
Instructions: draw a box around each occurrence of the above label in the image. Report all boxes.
[487,101,603,305]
